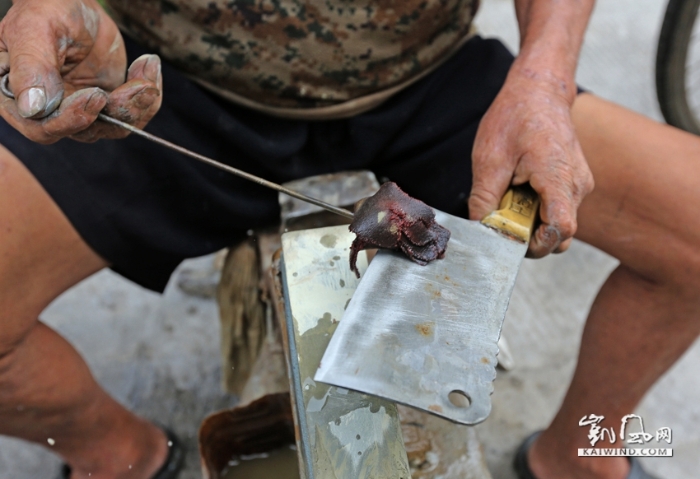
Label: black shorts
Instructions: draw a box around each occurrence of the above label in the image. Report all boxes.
[2,35,514,292]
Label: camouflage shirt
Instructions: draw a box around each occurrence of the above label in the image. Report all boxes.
[105,0,478,113]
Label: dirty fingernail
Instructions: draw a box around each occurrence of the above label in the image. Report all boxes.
[133,88,158,109]
[18,87,47,118]
[85,90,107,114]
[145,55,161,83]
[539,225,562,250]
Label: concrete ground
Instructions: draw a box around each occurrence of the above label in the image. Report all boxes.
[1,0,698,478]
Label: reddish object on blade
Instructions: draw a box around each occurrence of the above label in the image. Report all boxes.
[348,182,451,277]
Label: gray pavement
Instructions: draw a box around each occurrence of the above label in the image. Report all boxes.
[2,0,699,478]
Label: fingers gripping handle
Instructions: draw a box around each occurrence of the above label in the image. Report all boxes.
[481,184,539,243]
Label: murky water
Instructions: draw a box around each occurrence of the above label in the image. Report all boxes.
[220,444,300,479]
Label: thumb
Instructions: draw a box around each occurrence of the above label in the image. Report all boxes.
[468,160,513,221]
[6,36,64,118]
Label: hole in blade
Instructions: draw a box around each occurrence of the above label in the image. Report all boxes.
[448,390,471,408]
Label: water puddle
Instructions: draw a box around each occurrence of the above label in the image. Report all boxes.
[220,444,300,479]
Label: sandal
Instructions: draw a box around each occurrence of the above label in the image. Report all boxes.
[514,431,661,479]
[58,425,185,479]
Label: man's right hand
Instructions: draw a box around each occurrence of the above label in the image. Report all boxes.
[0,0,162,144]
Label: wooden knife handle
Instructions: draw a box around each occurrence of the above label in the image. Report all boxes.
[480,184,540,243]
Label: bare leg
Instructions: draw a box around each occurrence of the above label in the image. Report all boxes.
[0,146,168,479]
[528,94,700,479]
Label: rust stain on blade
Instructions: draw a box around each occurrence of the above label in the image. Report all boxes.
[415,323,434,336]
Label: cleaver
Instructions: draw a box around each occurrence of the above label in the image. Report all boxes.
[314,185,539,425]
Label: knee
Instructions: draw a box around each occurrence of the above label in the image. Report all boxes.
[0,322,43,399]
[0,341,23,381]
[0,318,35,375]
[629,239,700,301]
[0,288,40,375]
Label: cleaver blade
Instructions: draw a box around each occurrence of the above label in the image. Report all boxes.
[314,186,538,425]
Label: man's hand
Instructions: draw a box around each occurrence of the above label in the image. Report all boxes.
[469,0,596,258]
[0,0,162,144]
[470,68,594,257]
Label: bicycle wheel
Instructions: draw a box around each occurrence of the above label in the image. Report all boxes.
[656,0,700,134]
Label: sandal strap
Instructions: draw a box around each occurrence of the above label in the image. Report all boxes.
[152,426,186,479]
[513,431,541,479]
